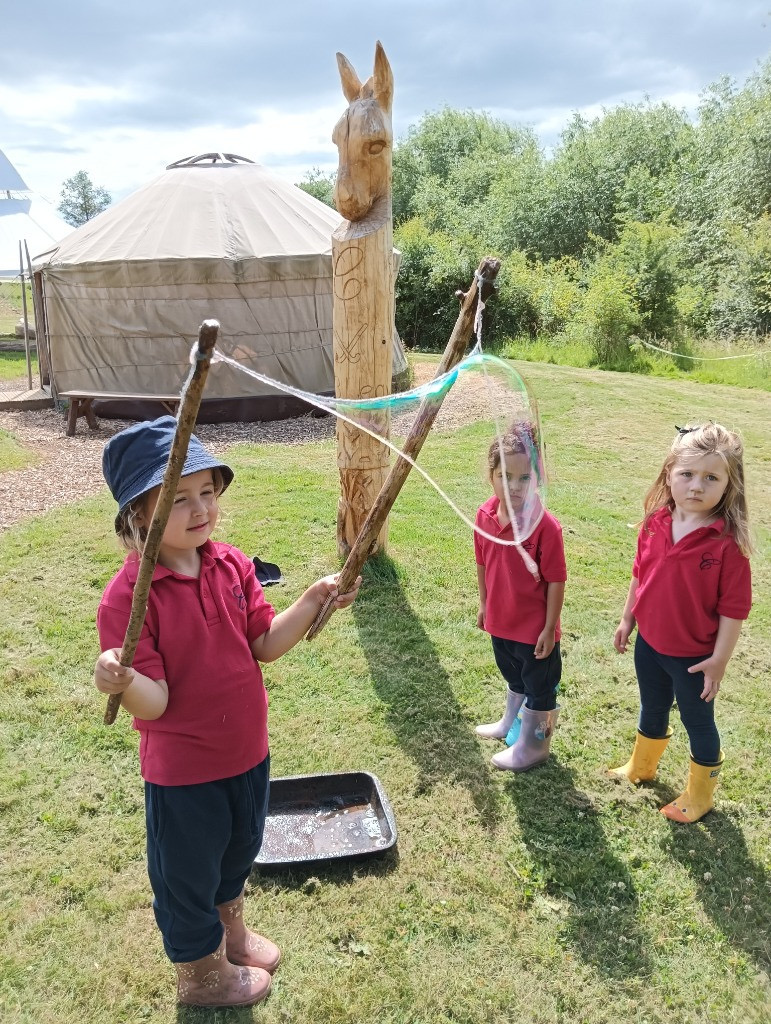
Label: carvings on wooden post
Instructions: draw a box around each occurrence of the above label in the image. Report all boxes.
[332,41,395,557]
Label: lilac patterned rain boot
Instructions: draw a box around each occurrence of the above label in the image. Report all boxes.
[491,705,560,772]
[475,688,526,740]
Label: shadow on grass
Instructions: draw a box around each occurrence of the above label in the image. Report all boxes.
[177,1002,269,1022]
[506,757,655,981]
[352,555,501,829]
[177,1007,259,1023]
[249,845,400,892]
[665,812,770,972]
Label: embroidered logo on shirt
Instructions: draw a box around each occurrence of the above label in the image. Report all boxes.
[699,553,721,570]
[232,586,246,609]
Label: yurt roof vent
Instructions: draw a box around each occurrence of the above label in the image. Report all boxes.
[165,152,256,170]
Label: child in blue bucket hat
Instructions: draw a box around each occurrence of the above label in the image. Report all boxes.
[93,416,361,1008]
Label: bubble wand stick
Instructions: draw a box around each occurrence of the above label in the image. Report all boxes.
[103,319,220,725]
[306,256,501,641]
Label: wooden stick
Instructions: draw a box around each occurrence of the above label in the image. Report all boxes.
[305,256,501,641]
[103,320,220,724]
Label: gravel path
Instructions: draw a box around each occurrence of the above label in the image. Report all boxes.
[0,362,516,531]
[0,408,340,531]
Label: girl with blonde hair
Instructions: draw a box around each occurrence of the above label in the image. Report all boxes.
[611,422,753,822]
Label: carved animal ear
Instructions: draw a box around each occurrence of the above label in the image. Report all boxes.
[337,52,363,102]
[373,41,393,114]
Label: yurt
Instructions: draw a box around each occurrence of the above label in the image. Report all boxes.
[0,149,71,279]
[35,153,406,421]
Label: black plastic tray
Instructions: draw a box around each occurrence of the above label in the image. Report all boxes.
[255,771,397,867]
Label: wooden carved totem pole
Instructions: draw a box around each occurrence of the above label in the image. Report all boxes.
[332,41,395,557]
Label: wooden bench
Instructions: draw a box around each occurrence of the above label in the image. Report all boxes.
[59,391,181,436]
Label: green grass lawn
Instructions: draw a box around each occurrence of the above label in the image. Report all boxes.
[0,281,33,336]
[496,335,771,391]
[0,428,39,473]
[0,350,38,382]
[0,360,768,1024]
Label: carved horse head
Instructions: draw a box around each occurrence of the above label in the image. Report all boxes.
[332,41,394,222]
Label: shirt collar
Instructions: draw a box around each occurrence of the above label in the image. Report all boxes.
[480,495,500,520]
[479,495,509,534]
[658,507,727,535]
[479,495,545,538]
[123,539,221,583]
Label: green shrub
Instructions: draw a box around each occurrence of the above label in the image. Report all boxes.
[598,220,682,339]
[576,264,641,367]
[490,252,542,340]
[394,217,476,350]
[394,222,544,351]
[706,215,771,337]
[533,257,584,334]
[675,281,712,336]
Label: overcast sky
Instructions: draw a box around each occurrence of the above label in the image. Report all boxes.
[2,0,769,207]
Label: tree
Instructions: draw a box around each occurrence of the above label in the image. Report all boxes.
[58,171,111,227]
[392,108,540,227]
[529,102,692,260]
[296,167,336,208]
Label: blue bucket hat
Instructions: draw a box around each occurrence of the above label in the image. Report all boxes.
[102,416,234,518]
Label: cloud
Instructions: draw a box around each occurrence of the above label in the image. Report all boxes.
[1,0,767,201]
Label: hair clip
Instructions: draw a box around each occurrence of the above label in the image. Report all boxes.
[675,425,697,435]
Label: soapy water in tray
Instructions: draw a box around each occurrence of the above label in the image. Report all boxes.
[260,794,390,860]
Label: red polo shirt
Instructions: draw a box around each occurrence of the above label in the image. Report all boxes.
[475,497,567,644]
[632,507,752,657]
[97,540,275,785]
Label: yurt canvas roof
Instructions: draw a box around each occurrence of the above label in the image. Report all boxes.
[44,155,343,267]
[0,148,72,278]
[37,153,405,406]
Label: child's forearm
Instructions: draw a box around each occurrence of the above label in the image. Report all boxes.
[613,576,639,654]
[251,574,361,662]
[544,581,565,633]
[122,674,169,719]
[620,577,639,625]
[476,564,487,607]
[688,615,744,698]
[106,670,168,720]
[711,616,743,670]
[251,589,324,663]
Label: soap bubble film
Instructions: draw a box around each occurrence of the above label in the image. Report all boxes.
[209,344,548,570]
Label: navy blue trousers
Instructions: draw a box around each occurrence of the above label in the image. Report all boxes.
[145,756,270,962]
[635,634,720,764]
[491,636,561,711]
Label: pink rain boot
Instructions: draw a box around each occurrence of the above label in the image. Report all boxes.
[491,705,560,772]
[475,689,525,740]
[217,890,281,973]
[175,934,271,1007]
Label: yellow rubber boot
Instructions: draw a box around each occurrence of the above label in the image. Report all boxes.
[660,752,724,823]
[608,728,672,783]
